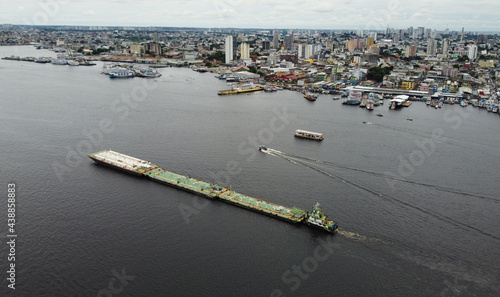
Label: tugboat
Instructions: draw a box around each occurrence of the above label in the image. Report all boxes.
[306,203,338,233]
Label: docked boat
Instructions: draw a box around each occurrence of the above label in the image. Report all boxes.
[305,203,338,233]
[389,95,409,110]
[218,83,263,95]
[366,99,374,110]
[342,91,361,105]
[460,100,467,107]
[67,60,79,66]
[79,60,97,66]
[136,68,161,78]
[304,92,318,101]
[51,59,68,65]
[294,129,324,141]
[34,57,50,63]
[108,68,135,79]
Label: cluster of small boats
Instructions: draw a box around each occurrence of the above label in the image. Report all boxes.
[102,63,162,78]
[341,91,386,110]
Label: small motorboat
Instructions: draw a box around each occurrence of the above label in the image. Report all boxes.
[258,145,267,151]
[377,113,383,117]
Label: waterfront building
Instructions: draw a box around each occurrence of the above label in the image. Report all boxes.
[240,42,250,59]
[130,44,141,55]
[144,42,162,56]
[225,35,233,64]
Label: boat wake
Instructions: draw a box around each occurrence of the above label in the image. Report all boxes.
[262,147,500,243]
[337,229,386,244]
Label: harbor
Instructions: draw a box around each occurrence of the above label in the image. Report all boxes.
[88,150,338,233]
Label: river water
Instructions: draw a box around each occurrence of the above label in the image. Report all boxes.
[1,46,499,296]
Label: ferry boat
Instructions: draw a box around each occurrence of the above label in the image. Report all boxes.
[342,91,361,105]
[108,68,135,79]
[306,203,338,233]
[294,129,324,141]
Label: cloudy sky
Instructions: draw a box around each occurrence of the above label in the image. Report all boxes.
[1,0,499,32]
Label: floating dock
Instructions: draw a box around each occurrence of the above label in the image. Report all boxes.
[88,150,337,233]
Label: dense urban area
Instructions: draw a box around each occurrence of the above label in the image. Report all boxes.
[2,24,500,107]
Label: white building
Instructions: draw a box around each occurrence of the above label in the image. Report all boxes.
[225,35,233,64]
[305,44,314,59]
[468,44,478,61]
[240,42,250,60]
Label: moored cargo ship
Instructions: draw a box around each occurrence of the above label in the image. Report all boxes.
[88,150,337,233]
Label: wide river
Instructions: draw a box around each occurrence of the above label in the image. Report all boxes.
[1,46,499,296]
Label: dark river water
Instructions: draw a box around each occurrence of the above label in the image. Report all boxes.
[1,46,499,296]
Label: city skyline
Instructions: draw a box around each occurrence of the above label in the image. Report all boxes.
[1,0,499,32]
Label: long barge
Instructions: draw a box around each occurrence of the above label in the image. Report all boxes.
[88,150,338,233]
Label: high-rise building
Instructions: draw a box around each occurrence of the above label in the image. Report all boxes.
[298,44,305,58]
[461,27,465,42]
[427,39,437,56]
[346,39,355,52]
[262,40,270,51]
[284,35,293,51]
[225,35,233,64]
[442,38,448,55]
[305,44,314,59]
[405,45,417,57]
[240,42,250,59]
[366,37,374,49]
[468,44,478,60]
[273,30,280,49]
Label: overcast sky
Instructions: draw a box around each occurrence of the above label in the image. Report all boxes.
[1,0,499,32]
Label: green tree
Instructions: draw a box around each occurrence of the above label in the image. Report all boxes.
[366,66,393,82]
